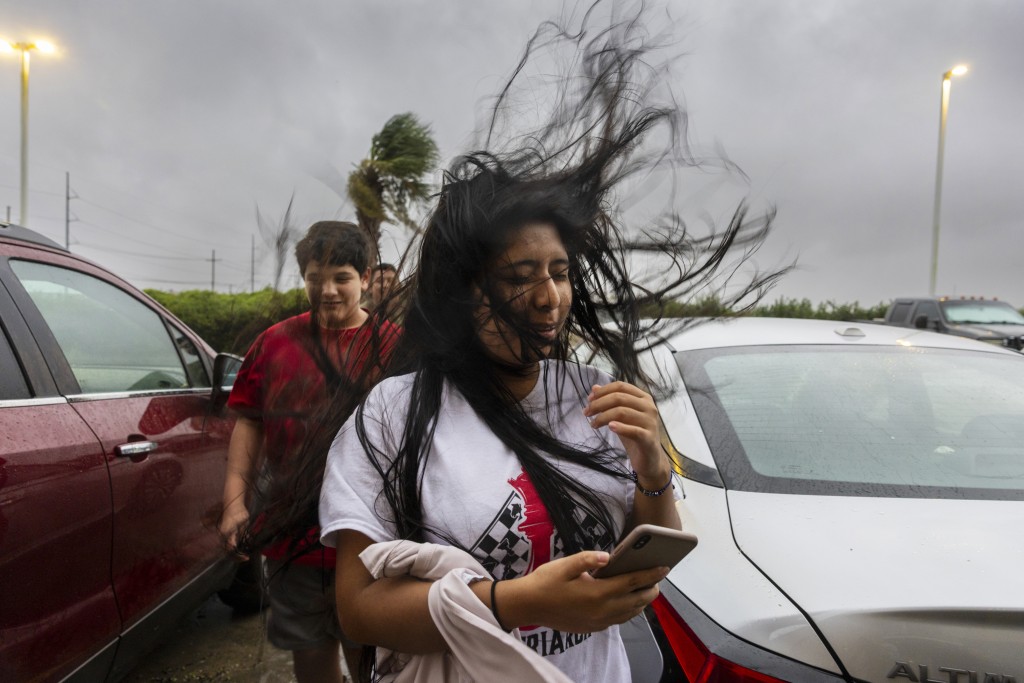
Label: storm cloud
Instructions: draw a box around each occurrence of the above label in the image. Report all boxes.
[1,0,1021,306]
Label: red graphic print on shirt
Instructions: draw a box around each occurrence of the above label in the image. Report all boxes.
[469,468,615,581]
[469,467,616,638]
[508,470,555,573]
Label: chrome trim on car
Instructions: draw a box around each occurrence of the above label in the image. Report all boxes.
[115,441,160,457]
[0,396,67,409]
[100,558,239,683]
[57,637,119,683]
[66,388,212,402]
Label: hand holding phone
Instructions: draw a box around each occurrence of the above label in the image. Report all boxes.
[591,524,697,579]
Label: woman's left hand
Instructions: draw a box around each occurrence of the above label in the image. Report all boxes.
[583,381,667,483]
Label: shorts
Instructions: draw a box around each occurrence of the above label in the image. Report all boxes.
[264,558,359,650]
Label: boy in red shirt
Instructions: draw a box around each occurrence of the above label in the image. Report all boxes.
[220,221,397,683]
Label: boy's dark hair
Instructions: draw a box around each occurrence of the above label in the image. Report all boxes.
[294,221,369,276]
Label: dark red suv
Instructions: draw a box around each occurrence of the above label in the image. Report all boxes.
[0,222,247,682]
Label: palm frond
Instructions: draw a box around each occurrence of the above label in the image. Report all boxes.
[348,112,440,244]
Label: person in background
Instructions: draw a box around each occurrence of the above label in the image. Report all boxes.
[367,263,398,312]
[219,221,398,683]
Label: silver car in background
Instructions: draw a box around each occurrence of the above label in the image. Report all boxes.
[629,317,1022,682]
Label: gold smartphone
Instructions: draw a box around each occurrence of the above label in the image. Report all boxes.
[591,524,698,578]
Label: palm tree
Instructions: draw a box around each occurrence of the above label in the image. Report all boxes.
[347,112,440,256]
[256,193,299,292]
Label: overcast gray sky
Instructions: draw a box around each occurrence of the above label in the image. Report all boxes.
[2,0,1021,307]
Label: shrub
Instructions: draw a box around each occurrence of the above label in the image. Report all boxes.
[148,289,893,355]
[641,296,888,322]
[750,297,889,321]
[146,288,307,354]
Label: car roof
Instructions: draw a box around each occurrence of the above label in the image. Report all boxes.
[0,222,67,251]
[661,316,1019,354]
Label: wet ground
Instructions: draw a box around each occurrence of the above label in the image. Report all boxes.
[121,596,315,683]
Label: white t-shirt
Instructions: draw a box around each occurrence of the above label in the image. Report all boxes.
[320,360,638,682]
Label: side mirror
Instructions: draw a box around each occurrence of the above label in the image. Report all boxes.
[212,353,243,406]
[913,314,929,330]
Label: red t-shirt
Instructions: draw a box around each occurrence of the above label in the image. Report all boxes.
[228,311,399,566]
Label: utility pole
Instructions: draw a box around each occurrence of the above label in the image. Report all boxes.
[251,234,255,293]
[207,249,221,291]
[64,172,78,249]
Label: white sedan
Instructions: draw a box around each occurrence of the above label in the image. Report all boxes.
[621,317,1023,683]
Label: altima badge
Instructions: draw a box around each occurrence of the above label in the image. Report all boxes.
[887,661,1018,683]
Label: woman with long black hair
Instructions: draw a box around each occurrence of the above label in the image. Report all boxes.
[321,154,685,681]
[317,11,784,683]
[247,4,784,681]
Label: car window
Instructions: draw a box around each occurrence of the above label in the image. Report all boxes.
[169,325,211,388]
[9,260,190,394]
[684,345,1024,500]
[914,300,941,323]
[940,300,1024,325]
[888,301,913,324]
[0,325,31,400]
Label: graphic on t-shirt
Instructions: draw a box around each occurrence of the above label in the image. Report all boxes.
[469,468,615,581]
[469,468,616,652]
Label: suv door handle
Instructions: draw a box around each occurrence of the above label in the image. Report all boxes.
[114,440,160,458]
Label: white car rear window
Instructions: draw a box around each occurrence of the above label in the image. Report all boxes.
[688,346,1024,498]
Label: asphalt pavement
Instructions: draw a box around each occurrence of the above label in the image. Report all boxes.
[121,595,298,683]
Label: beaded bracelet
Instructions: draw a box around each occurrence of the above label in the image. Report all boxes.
[631,470,674,497]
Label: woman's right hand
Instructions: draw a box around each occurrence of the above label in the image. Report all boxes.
[500,551,669,633]
[218,503,249,560]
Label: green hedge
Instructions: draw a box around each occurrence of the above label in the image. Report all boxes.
[146,288,308,354]
[150,289,897,354]
[645,296,889,322]
[748,297,889,321]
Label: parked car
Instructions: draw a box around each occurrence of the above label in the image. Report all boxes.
[0,222,250,682]
[882,296,1024,351]
[613,317,1022,682]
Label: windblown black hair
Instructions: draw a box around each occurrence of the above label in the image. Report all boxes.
[238,0,787,573]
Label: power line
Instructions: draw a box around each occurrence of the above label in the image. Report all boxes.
[74,241,207,261]
[2,177,246,251]
[79,254,215,278]
[0,181,64,198]
[75,239,252,277]
[63,172,245,236]
[77,197,238,250]
[134,277,219,286]
[2,158,245,237]
[75,219,198,257]
[5,174,267,286]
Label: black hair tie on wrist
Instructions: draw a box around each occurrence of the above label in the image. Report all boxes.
[490,579,511,632]
[631,470,674,497]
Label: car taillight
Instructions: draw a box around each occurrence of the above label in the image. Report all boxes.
[650,595,787,683]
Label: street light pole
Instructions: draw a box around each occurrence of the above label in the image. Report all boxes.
[2,39,57,227]
[19,47,30,226]
[929,64,968,296]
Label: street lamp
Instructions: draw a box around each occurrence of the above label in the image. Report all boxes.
[929,64,968,296]
[1,39,58,227]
